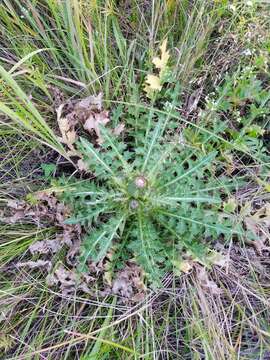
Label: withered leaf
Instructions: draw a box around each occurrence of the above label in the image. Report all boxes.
[195,265,222,296]
[112,275,133,298]
[185,88,203,114]
[1,210,26,224]
[83,110,110,143]
[16,260,52,271]
[46,265,93,296]
[74,93,103,113]
[7,199,25,209]
[66,237,81,265]
[2,199,35,224]
[113,123,125,136]
[144,74,162,92]
[172,259,193,274]
[245,204,270,254]
[152,38,170,71]
[29,239,62,255]
[57,104,77,150]
[111,262,146,301]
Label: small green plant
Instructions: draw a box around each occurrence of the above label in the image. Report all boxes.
[60,111,243,284]
[203,67,269,161]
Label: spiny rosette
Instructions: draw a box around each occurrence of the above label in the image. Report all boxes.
[60,125,243,285]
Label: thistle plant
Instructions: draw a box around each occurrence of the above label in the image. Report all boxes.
[61,115,242,284]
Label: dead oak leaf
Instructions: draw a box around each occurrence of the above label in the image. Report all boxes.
[152,38,170,71]
[4,194,82,271]
[144,74,162,92]
[83,110,110,143]
[74,93,103,114]
[46,265,94,296]
[56,104,77,150]
[66,236,81,266]
[16,260,52,271]
[172,259,193,274]
[1,210,28,224]
[29,239,63,255]
[46,265,77,296]
[1,199,35,224]
[113,123,125,136]
[56,92,109,156]
[6,199,25,210]
[112,276,133,298]
[112,262,146,301]
[244,204,270,254]
[195,265,222,295]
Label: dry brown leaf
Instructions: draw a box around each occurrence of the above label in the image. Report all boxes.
[185,88,203,115]
[245,204,270,254]
[35,192,56,206]
[195,265,222,296]
[206,251,229,268]
[2,210,26,224]
[113,123,125,136]
[66,236,81,265]
[152,38,170,71]
[55,92,109,159]
[29,239,62,255]
[46,274,58,287]
[112,274,133,298]
[173,259,194,274]
[88,260,106,275]
[83,110,110,143]
[1,200,35,223]
[144,74,162,91]
[6,199,25,209]
[46,265,77,296]
[46,265,94,296]
[48,85,65,109]
[16,260,52,271]
[5,194,83,295]
[29,231,80,263]
[57,104,77,150]
[55,265,76,283]
[74,93,103,114]
[111,262,146,301]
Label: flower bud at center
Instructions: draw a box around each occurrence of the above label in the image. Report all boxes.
[134,176,147,189]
